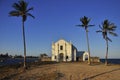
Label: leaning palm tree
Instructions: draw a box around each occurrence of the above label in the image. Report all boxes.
[76,16,94,64]
[96,19,117,65]
[9,0,35,69]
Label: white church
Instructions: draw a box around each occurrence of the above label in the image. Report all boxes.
[51,39,89,62]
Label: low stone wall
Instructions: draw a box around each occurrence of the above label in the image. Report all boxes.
[90,57,100,62]
[41,57,51,61]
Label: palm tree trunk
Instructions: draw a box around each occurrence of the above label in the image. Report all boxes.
[22,18,27,69]
[105,39,108,65]
[86,29,91,65]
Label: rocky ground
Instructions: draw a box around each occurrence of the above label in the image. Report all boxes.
[0,62,120,80]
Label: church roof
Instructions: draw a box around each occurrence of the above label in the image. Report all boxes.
[54,39,70,44]
[76,51,85,56]
[53,39,77,50]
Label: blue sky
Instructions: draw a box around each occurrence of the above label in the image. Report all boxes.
[0,0,120,58]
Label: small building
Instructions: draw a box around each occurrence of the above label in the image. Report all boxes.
[76,51,89,61]
[41,56,51,61]
[40,53,51,61]
[90,57,100,62]
[51,39,90,62]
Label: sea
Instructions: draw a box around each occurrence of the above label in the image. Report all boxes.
[0,58,120,66]
[100,59,120,64]
[0,58,39,66]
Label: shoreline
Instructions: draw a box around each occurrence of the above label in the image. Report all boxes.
[0,58,120,67]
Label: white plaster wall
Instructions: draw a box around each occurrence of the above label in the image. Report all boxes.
[83,52,89,61]
[74,49,76,61]
[52,39,73,62]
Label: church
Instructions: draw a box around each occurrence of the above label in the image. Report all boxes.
[51,39,89,62]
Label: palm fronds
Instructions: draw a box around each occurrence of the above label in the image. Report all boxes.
[9,0,35,22]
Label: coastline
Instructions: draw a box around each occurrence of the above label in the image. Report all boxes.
[0,58,120,67]
[100,58,120,64]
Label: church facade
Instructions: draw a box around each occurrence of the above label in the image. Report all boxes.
[51,39,89,62]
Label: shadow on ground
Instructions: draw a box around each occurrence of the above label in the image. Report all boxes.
[82,68,120,80]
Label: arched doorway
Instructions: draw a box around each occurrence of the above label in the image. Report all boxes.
[59,53,64,62]
[83,52,89,61]
[85,55,88,60]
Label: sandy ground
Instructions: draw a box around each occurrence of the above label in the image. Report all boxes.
[0,62,120,80]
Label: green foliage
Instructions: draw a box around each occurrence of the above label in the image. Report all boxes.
[96,19,118,42]
[9,0,35,22]
[76,16,94,30]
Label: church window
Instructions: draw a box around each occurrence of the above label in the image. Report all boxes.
[60,45,63,50]
[55,56,56,59]
[66,56,68,59]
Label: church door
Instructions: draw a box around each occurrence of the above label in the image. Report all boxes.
[59,53,64,62]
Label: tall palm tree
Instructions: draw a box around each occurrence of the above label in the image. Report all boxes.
[76,16,94,64]
[96,19,117,65]
[9,0,35,69]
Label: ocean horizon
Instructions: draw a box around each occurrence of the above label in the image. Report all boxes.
[0,58,39,66]
[0,58,120,67]
[100,58,120,64]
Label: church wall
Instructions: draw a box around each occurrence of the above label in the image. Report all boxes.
[52,39,99,62]
[52,39,73,62]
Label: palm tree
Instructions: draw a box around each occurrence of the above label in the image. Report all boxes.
[96,19,117,65]
[76,16,94,64]
[9,0,35,69]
